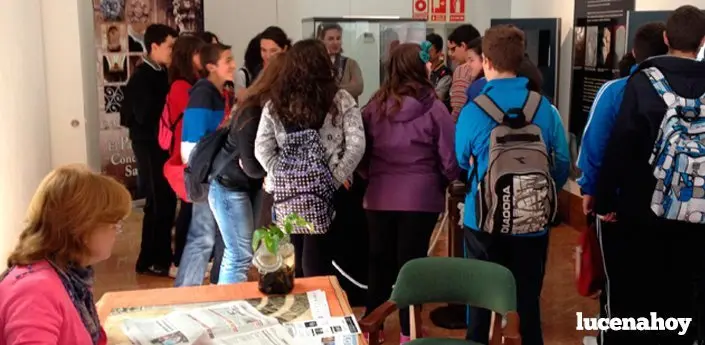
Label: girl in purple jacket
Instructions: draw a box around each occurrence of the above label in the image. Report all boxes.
[359,43,460,344]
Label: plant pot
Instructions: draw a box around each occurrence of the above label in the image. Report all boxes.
[254,242,296,295]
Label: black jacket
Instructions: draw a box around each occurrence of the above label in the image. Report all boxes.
[594,56,705,228]
[121,61,169,142]
[213,106,266,191]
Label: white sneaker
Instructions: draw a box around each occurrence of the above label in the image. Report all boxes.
[168,265,178,279]
[583,336,598,345]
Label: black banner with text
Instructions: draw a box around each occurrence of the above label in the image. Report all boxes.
[569,0,634,177]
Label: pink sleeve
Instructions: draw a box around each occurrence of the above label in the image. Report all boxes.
[4,287,62,345]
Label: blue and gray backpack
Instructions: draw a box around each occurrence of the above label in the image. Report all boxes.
[643,67,705,224]
[272,129,336,234]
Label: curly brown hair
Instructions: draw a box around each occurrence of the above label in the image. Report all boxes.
[367,43,434,118]
[268,39,339,128]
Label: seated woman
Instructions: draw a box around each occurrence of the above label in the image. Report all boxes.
[0,165,132,345]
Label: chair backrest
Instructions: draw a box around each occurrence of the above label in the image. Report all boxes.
[390,257,517,315]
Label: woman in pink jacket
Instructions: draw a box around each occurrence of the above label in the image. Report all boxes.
[0,165,132,345]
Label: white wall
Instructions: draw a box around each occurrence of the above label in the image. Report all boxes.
[41,0,101,171]
[636,0,705,10]
[204,0,492,66]
[0,0,53,270]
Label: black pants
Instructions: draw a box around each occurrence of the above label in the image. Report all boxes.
[291,233,331,278]
[210,230,225,284]
[365,210,439,336]
[599,218,705,345]
[258,192,274,228]
[464,229,549,345]
[132,139,177,270]
[327,181,369,307]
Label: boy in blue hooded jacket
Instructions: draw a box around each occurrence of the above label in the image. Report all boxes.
[455,25,569,345]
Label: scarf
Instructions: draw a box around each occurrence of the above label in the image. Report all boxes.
[0,261,101,344]
[332,54,347,83]
[48,261,102,345]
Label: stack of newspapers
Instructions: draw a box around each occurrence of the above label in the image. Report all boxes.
[121,294,361,345]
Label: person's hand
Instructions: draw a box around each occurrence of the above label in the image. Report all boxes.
[426,61,432,78]
[343,179,352,190]
[582,195,594,215]
[597,213,617,222]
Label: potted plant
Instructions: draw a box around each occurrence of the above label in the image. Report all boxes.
[252,213,312,294]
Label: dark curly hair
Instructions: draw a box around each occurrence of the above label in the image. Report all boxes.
[367,43,433,118]
[268,39,339,128]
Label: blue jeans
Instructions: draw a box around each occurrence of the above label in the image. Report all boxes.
[174,201,217,287]
[208,180,262,284]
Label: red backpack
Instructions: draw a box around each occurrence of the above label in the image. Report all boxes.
[158,103,183,152]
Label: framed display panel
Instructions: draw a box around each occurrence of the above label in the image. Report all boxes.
[490,18,561,104]
[302,17,427,105]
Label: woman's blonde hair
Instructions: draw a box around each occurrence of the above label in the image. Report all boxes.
[7,165,132,269]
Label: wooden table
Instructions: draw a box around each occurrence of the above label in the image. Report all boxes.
[97,276,366,344]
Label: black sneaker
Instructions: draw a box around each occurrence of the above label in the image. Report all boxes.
[136,265,170,277]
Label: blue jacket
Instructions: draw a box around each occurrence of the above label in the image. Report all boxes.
[455,77,570,236]
[465,77,487,103]
[180,78,226,163]
[576,65,637,195]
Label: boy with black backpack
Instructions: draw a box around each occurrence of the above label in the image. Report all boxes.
[121,24,178,277]
[594,6,705,344]
[455,25,569,345]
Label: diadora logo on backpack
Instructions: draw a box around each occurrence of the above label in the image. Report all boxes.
[501,185,512,234]
[514,157,526,164]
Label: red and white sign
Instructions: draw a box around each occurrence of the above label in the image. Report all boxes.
[430,0,447,22]
[449,0,465,22]
[412,0,429,20]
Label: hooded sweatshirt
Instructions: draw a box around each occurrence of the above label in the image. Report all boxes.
[456,77,570,236]
[595,56,705,225]
[180,78,226,163]
[359,90,460,213]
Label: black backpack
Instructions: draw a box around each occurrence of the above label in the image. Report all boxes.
[184,120,237,203]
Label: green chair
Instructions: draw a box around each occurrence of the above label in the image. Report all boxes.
[359,257,520,345]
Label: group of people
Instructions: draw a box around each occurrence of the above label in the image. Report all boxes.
[577,5,705,345]
[1,5,705,345]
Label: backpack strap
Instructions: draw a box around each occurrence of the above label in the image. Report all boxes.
[243,68,251,87]
[170,112,183,130]
[522,91,542,123]
[473,94,506,123]
[642,67,674,99]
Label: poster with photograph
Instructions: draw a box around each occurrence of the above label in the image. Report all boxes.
[92,0,204,198]
[568,0,634,178]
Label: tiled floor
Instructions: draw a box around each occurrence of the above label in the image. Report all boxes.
[93,211,598,344]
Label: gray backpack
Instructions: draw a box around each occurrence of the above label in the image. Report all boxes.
[472,91,557,235]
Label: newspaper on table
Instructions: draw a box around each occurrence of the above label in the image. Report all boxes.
[121,294,361,345]
[122,300,293,345]
[286,316,361,345]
